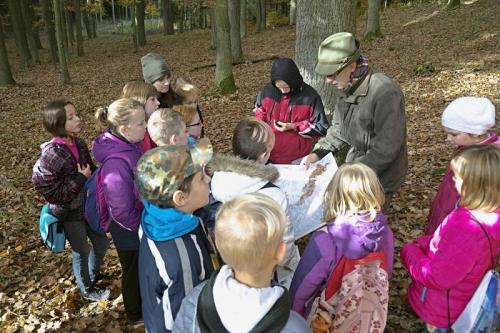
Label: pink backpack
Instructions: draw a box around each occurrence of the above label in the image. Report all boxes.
[307,252,389,333]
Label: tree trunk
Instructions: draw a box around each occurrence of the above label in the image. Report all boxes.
[446,0,460,9]
[364,0,382,40]
[41,0,58,64]
[0,15,16,86]
[7,0,31,68]
[111,0,116,24]
[161,0,174,35]
[65,9,75,46]
[255,0,266,32]
[27,1,44,49]
[53,0,71,84]
[295,0,358,119]
[136,0,146,46]
[83,12,92,39]
[74,0,84,56]
[210,7,216,50]
[214,0,236,94]
[228,0,243,63]
[21,0,40,64]
[239,0,246,38]
[289,0,296,25]
[131,1,138,51]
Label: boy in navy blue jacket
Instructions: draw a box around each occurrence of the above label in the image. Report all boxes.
[135,138,215,333]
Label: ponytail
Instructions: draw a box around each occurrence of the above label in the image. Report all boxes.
[95,98,144,131]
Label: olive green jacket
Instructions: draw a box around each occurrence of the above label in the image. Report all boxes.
[314,69,408,194]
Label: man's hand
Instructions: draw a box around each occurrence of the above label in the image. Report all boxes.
[300,153,319,169]
[275,121,295,132]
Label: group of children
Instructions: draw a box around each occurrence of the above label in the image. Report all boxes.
[32,51,499,333]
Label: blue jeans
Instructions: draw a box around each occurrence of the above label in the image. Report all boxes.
[63,218,109,292]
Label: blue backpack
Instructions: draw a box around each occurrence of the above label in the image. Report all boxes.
[38,204,66,252]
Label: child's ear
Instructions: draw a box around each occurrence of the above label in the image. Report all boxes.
[275,241,287,265]
[256,151,268,164]
[169,134,177,145]
[117,125,128,137]
[172,190,187,207]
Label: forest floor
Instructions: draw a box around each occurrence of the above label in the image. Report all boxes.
[1,0,499,332]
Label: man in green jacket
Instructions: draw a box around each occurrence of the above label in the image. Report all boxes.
[301,32,408,210]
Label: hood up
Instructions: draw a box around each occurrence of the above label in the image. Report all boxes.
[270,58,304,93]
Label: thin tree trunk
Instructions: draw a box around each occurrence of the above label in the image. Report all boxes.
[7,0,31,68]
[289,0,296,25]
[65,9,75,46]
[239,0,246,38]
[111,0,115,24]
[131,1,138,51]
[83,12,92,38]
[21,0,40,64]
[255,0,266,32]
[27,1,44,49]
[0,15,16,86]
[214,0,236,94]
[295,0,358,120]
[53,0,71,84]
[74,0,84,56]
[41,0,58,64]
[210,7,216,50]
[228,0,243,63]
[365,0,382,40]
[136,0,146,46]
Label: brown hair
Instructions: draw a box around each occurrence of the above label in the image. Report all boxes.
[450,145,500,212]
[121,81,158,105]
[42,99,74,137]
[173,77,200,103]
[95,98,144,131]
[232,117,274,160]
[172,104,198,125]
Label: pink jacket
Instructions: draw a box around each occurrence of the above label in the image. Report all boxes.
[401,207,500,328]
[425,133,500,235]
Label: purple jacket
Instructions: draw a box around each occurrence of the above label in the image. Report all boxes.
[402,207,500,328]
[290,212,394,317]
[425,133,500,235]
[92,131,143,232]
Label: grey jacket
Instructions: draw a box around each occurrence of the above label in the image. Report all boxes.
[314,69,408,194]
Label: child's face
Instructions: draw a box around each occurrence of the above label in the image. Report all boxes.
[153,75,170,93]
[443,127,482,147]
[184,171,211,212]
[123,108,147,143]
[274,80,290,94]
[186,113,203,139]
[144,96,160,119]
[64,104,82,135]
[174,125,189,146]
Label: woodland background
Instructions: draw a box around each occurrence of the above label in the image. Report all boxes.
[0,0,499,332]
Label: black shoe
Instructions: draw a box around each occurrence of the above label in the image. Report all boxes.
[82,286,110,301]
[91,273,111,285]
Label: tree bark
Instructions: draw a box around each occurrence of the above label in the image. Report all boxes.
[21,0,40,64]
[41,0,58,64]
[210,7,216,50]
[7,0,31,68]
[365,0,382,40]
[65,8,75,46]
[136,0,146,46]
[289,0,296,25]
[74,0,84,56]
[228,0,243,63]
[239,0,246,38]
[295,0,358,119]
[161,0,174,35]
[0,15,16,86]
[83,12,92,39]
[255,0,266,33]
[131,0,138,51]
[214,0,236,94]
[53,0,71,84]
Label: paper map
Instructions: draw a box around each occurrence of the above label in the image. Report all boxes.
[273,154,338,240]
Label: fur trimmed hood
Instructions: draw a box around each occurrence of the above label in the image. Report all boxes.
[208,154,279,182]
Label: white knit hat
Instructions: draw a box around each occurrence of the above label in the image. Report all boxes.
[441,97,495,135]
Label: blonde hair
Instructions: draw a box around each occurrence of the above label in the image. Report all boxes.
[232,117,275,160]
[215,193,286,274]
[147,108,185,146]
[174,77,200,103]
[172,104,198,125]
[95,98,144,131]
[450,145,500,212]
[121,81,158,105]
[323,162,385,222]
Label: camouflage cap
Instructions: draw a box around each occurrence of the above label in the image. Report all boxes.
[135,138,213,207]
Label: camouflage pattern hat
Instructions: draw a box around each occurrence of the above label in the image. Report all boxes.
[136,138,213,207]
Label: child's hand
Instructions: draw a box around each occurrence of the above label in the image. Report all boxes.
[78,163,91,179]
[300,153,319,169]
[275,121,295,132]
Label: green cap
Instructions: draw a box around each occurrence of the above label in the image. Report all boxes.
[135,138,213,207]
[141,53,171,84]
[315,32,361,76]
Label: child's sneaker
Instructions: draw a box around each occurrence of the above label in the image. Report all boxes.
[82,286,110,301]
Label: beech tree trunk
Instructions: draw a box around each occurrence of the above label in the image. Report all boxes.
[21,0,40,64]
[228,0,243,63]
[239,0,246,38]
[74,0,84,56]
[131,1,138,51]
[289,0,296,25]
[65,8,75,46]
[53,0,71,84]
[365,0,382,39]
[161,0,174,35]
[7,0,31,68]
[255,0,266,32]
[210,7,216,50]
[41,0,58,64]
[295,0,358,119]
[136,0,146,46]
[214,0,236,94]
[0,15,15,86]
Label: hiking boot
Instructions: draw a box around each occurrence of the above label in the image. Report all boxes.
[82,286,110,301]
